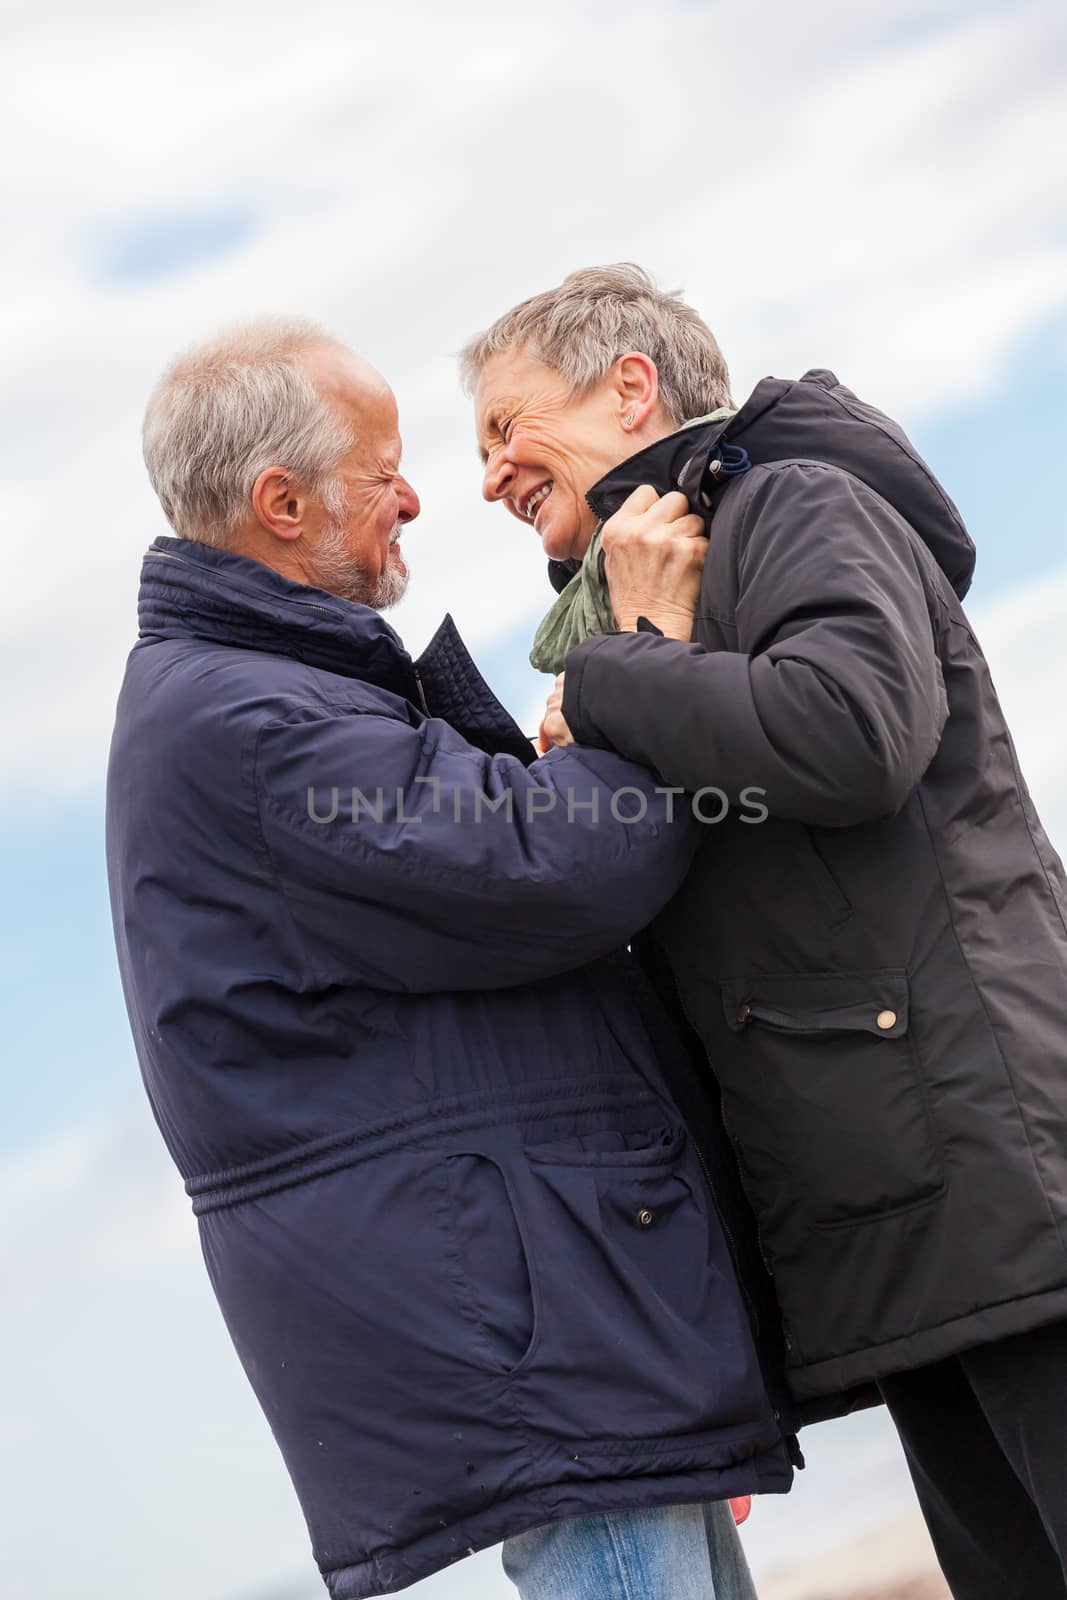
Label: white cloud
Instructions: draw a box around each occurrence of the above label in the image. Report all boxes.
[0,0,1065,805]
[0,1103,194,1312]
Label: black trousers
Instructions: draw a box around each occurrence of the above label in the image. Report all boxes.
[879,1321,1067,1600]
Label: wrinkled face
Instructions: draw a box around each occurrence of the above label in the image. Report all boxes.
[475,348,639,562]
[304,347,420,608]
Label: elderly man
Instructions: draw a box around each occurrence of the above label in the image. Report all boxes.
[106,320,794,1600]
[464,264,1067,1599]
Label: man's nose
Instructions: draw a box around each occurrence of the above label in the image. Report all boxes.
[397,478,420,523]
[482,451,514,504]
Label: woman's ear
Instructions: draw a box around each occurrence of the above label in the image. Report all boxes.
[612,352,660,432]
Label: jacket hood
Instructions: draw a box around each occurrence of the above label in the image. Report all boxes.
[551,369,975,601]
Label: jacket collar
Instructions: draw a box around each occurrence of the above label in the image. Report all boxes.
[584,376,779,526]
[585,420,729,525]
[136,536,535,761]
[139,536,421,697]
[546,386,778,594]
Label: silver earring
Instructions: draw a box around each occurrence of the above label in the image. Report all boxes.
[624,413,635,428]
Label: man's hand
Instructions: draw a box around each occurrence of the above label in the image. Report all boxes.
[601,485,707,640]
[539,673,574,750]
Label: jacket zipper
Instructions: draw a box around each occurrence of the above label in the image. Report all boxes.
[413,668,431,715]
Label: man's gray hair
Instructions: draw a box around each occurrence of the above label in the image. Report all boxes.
[142,317,353,547]
[459,263,732,424]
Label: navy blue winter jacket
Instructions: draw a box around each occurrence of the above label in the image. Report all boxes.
[105,537,791,1597]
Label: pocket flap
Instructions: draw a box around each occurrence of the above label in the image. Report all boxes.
[722,970,909,1038]
[524,1125,685,1168]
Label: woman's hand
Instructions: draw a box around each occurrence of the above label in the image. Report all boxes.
[538,673,574,750]
[601,485,707,640]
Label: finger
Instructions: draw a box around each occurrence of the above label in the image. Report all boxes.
[619,483,660,515]
[621,517,704,547]
[650,512,706,541]
[655,490,693,520]
[543,704,569,739]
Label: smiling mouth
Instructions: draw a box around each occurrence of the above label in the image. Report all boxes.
[520,480,553,523]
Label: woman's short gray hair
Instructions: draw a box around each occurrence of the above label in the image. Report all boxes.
[142,317,353,547]
[459,263,732,424]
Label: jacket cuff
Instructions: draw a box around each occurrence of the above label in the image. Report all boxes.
[563,632,649,749]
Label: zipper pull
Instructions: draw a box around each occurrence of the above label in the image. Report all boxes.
[413,669,430,716]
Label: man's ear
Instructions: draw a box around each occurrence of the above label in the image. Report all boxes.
[612,352,660,430]
[250,466,307,543]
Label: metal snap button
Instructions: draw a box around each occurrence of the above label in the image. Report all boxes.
[876,1009,897,1031]
[636,1208,655,1227]
[736,1001,752,1024]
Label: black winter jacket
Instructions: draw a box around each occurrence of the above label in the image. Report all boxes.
[561,369,1067,1416]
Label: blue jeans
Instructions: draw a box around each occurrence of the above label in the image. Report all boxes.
[501,1501,758,1600]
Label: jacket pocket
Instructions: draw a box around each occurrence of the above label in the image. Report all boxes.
[441,1150,539,1376]
[719,970,943,1231]
[515,1124,763,1443]
[526,1127,708,1324]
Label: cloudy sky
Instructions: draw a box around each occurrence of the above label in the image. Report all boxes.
[1,1,1065,1596]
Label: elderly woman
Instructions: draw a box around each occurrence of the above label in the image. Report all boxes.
[462,265,1067,1599]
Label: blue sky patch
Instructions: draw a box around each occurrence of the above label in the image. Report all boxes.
[913,311,1067,602]
[97,208,258,283]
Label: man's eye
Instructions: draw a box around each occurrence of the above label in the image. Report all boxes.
[501,418,514,441]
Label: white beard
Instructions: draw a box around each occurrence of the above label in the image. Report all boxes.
[312,520,410,610]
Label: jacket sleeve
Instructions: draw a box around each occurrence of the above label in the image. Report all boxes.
[253,706,698,992]
[562,461,948,827]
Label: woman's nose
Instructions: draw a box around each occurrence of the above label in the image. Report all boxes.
[482,451,514,504]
